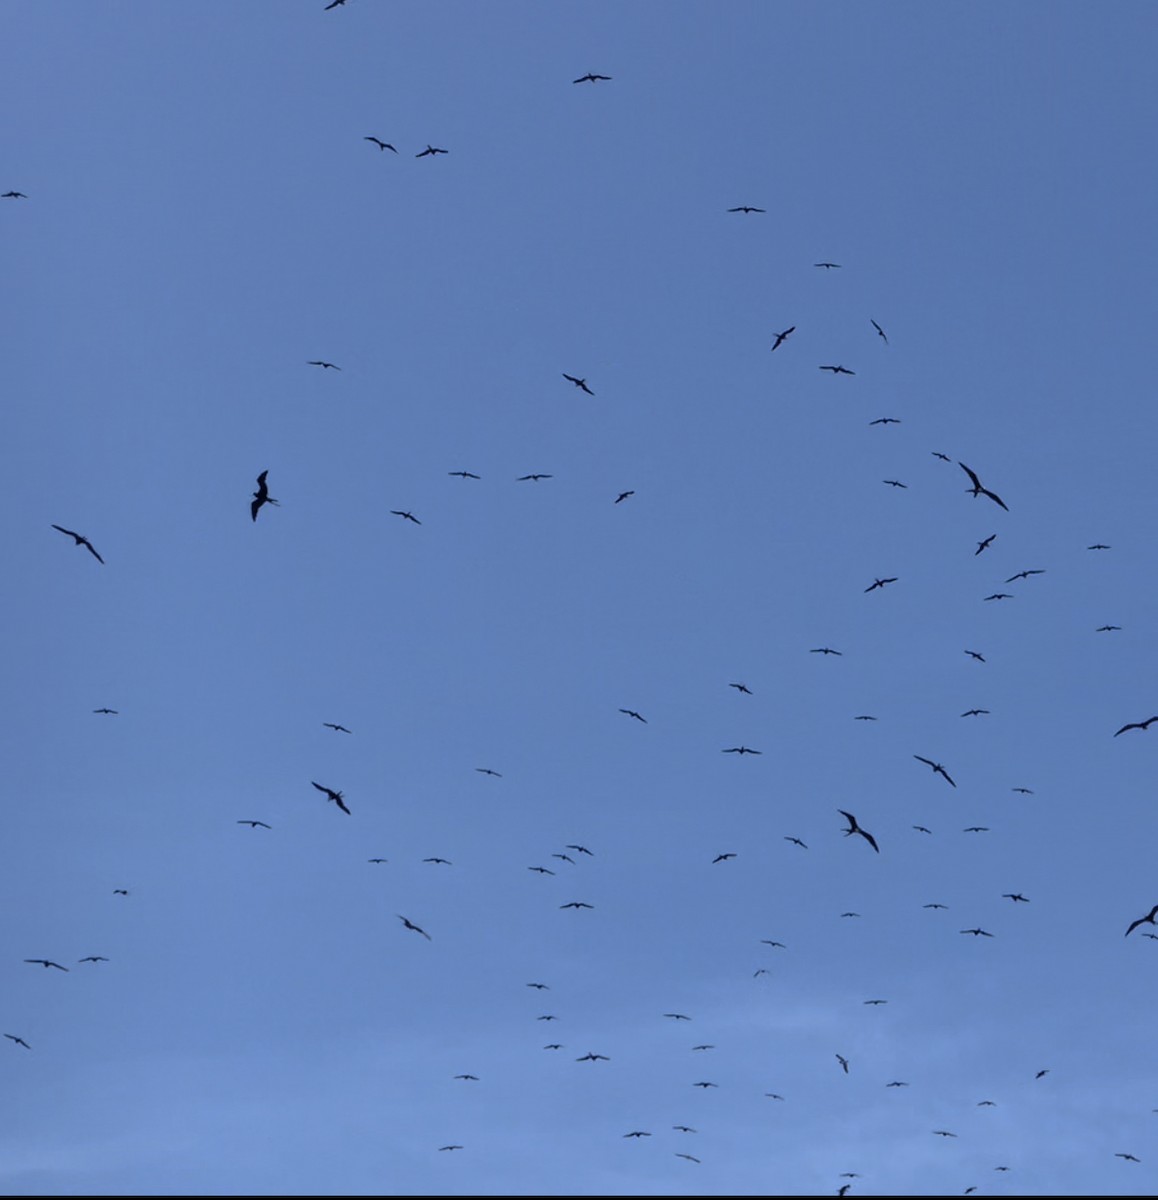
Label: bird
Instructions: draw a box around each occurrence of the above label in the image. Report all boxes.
[250,470,278,522]
[368,858,388,864]
[1007,568,1046,582]
[1003,893,1029,902]
[576,1052,610,1061]
[1096,625,1122,632]
[984,592,1014,601]
[619,708,647,723]
[449,470,481,479]
[765,1093,785,1100]
[614,490,634,503]
[92,708,118,715]
[870,318,888,344]
[573,72,612,83]
[784,836,808,849]
[977,1100,996,1106]
[562,373,594,395]
[675,1153,701,1163]
[1114,716,1158,736]
[1011,786,1034,794]
[364,136,396,152]
[692,1044,714,1050]
[24,959,68,971]
[838,809,879,853]
[1116,1153,1141,1162]
[819,364,855,375]
[397,914,431,940]
[870,417,901,425]
[559,901,593,910]
[960,928,995,937]
[423,857,452,865]
[322,723,352,734]
[755,970,769,978]
[864,999,888,1005]
[528,865,554,875]
[566,844,594,855]
[854,715,877,721]
[323,0,346,8]
[237,820,272,829]
[437,1145,463,1152]
[517,473,553,482]
[963,826,990,833]
[730,682,753,694]
[1088,543,1111,550]
[965,650,986,662]
[1035,1069,1050,1079]
[712,853,737,863]
[1124,904,1158,937]
[476,768,502,777]
[838,1187,850,1197]
[51,525,104,563]
[552,853,576,864]
[886,1081,909,1087]
[882,479,908,488]
[960,708,990,717]
[113,888,129,895]
[811,647,843,655]
[728,205,766,213]
[536,1015,557,1022]
[664,1013,691,1020]
[692,1081,718,1088]
[454,1074,479,1081]
[542,1044,563,1050]
[4,1034,30,1048]
[526,982,549,990]
[307,360,341,370]
[913,826,933,835]
[864,577,898,592]
[933,1130,958,1138]
[673,1125,697,1132]
[835,1054,849,1073]
[958,461,1009,510]
[390,510,422,524]
[840,912,861,918]
[2,191,28,198]
[722,745,762,755]
[78,956,109,963]
[770,326,795,351]
[311,781,350,814]
[761,940,786,948]
[913,755,956,787]
[932,451,952,462]
[975,534,997,555]
[923,902,948,908]
[814,261,842,269]
[416,145,448,157]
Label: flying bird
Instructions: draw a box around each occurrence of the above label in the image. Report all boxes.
[811,647,842,655]
[416,145,448,157]
[819,364,855,375]
[562,373,594,395]
[864,999,888,1005]
[1116,1153,1141,1162]
[963,826,990,833]
[323,723,352,733]
[78,956,109,963]
[692,1081,718,1088]
[1114,716,1158,736]
[4,1033,30,1049]
[1003,893,1029,902]
[552,853,576,864]
[476,768,502,777]
[307,360,341,370]
[712,853,737,863]
[886,1081,909,1087]
[1125,904,1158,937]
[24,959,68,971]
[623,1131,651,1138]
[983,592,1014,601]
[692,1044,715,1050]
[960,928,995,937]
[933,1130,958,1138]
[526,982,549,990]
[1011,787,1034,794]
[923,902,948,908]
[974,534,997,556]
[675,1153,701,1163]
[310,781,350,814]
[454,1074,479,1081]
[664,1013,691,1020]
[722,745,762,755]
[397,914,431,940]
[870,417,901,426]
[913,755,956,787]
[965,650,986,662]
[528,865,554,875]
[960,708,990,717]
[619,708,647,723]
[559,901,593,910]
[250,470,278,522]
[423,857,452,865]
[1088,543,1111,550]
[1006,568,1046,582]
[437,1145,462,1152]
[958,462,1009,511]
[838,809,879,853]
[673,1125,697,1132]
[92,708,118,714]
[932,451,951,462]
[913,826,933,835]
[573,72,612,83]
[2,191,28,198]
[364,136,397,152]
[1035,1069,1050,1079]
[854,715,877,721]
[576,1052,610,1061]
[730,682,753,694]
[728,205,766,213]
[390,510,422,524]
[814,261,841,269]
[449,470,481,479]
[835,1054,849,1073]
[112,889,129,895]
[784,836,808,848]
[770,326,795,351]
[51,525,104,563]
[517,473,553,482]
[237,820,272,829]
[1097,625,1122,632]
[882,479,908,488]
[566,844,594,855]
[323,0,346,8]
[614,490,634,503]
[870,318,888,344]
[368,858,388,864]
[761,940,786,948]
[864,577,898,592]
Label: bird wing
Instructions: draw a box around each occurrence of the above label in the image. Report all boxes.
[859,829,880,853]
[958,462,983,490]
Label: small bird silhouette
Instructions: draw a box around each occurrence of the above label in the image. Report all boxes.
[552,853,576,864]
[51,525,104,563]
[4,1034,30,1048]
[913,755,956,787]
[559,901,593,910]
[364,137,397,152]
[619,708,647,723]
[307,360,341,370]
[963,826,990,833]
[1088,543,1111,550]
[576,1051,610,1061]
[692,1081,718,1088]
[1012,787,1034,794]
[517,473,553,482]
[854,715,877,721]
[528,866,555,874]
[416,145,448,157]
[838,809,879,853]
[932,451,951,462]
[78,956,109,963]
[623,1131,651,1138]
[250,470,278,522]
[933,1130,958,1138]
[712,853,737,864]
[1003,893,1029,902]
[423,857,452,866]
[870,417,901,426]
[784,836,808,849]
[237,820,272,829]
[959,462,1009,511]
[390,510,422,524]
[311,781,350,814]
[664,1013,691,1020]
[914,826,933,835]
[566,844,594,856]
[397,914,431,940]
[811,647,843,656]
[2,191,28,198]
[449,470,481,479]
[437,1145,462,1152]
[864,999,887,1005]
[761,940,786,948]
[322,723,352,733]
[814,261,842,269]
[984,592,1014,601]
[1114,716,1158,737]
[770,326,795,351]
[1125,904,1158,937]
[835,1054,849,1073]
[476,768,502,777]
[965,650,986,662]
[975,534,996,555]
[1116,1153,1141,1162]
[819,364,855,375]
[454,1074,479,1081]
[92,708,118,715]
[573,72,612,83]
[24,959,68,971]
[1006,568,1046,582]
[923,902,948,909]
[526,982,549,990]
[562,373,594,395]
[1096,625,1123,632]
[730,682,753,694]
[864,577,898,592]
[960,928,995,937]
[1035,1069,1050,1079]
[882,479,908,489]
[368,858,388,864]
[113,889,129,896]
[870,318,888,344]
[722,745,762,755]
[614,490,635,503]
[960,709,990,718]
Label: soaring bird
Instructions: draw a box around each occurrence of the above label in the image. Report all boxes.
[311,781,350,814]
[728,205,766,213]
[712,853,737,863]
[614,490,634,503]
[576,1051,610,1061]
[882,480,908,489]
[854,715,877,721]
[814,261,841,269]
[423,857,452,865]
[536,1015,557,1022]
[552,852,576,864]
[1035,1069,1049,1079]
[870,417,901,426]
[965,650,986,662]
[932,451,951,462]
[368,858,388,864]
[923,902,948,908]
[623,1131,651,1138]
[559,901,593,910]
[390,510,422,524]
[1125,904,1158,937]
[1003,893,1029,902]
[619,708,647,723]
[397,914,431,940]
[886,1081,909,1087]
[963,826,990,833]
[250,470,278,522]
[1007,568,1046,582]
[476,768,502,777]
[2,191,28,198]
[975,534,996,555]
[526,982,549,990]
[811,647,842,656]
[323,0,346,8]
[1116,1153,1141,1162]
[528,866,554,874]
[864,577,898,592]
[78,956,109,963]
[722,745,762,755]
[675,1153,701,1163]
[913,826,933,835]
[1114,716,1158,736]
[770,326,795,351]
[960,708,990,717]
[913,755,956,787]
[517,473,553,482]
[819,364,855,375]
[93,708,118,715]
[960,928,995,937]
[784,836,808,848]
[835,1054,849,1073]
[761,939,786,948]
[730,682,753,694]
[1088,543,1111,550]
[24,959,68,971]
[983,593,1013,601]
[449,470,481,479]
[454,1074,479,1081]
[573,72,612,83]
[416,145,448,157]
[870,318,888,345]
[692,1044,715,1051]
[838,809,879,853]
[692,1081,718,1088]
[51,525,104,563]
[664,1013,691,1021]
[958,462,1009,511]
[237,820,272,829]
[307,360,341,369]
[933,1130,958,1138]
[323,723,352,733]
[1096,625,1122,632]
[566,844,594,856]
[364,136,397,152]
[562,373,594,395]
[673,1125,697,1132]
[437,1145,462,1151]
[4,1034,30,1048]
[864,999,887,1005]
[113,889,129,895]
[1011,787,1034,794]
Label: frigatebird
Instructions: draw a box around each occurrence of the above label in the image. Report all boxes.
[2,191,28,199]
[960,709,989,717]
[528,866,555,875]
[78,956,109,963]
[1125,904,1158,937]
[323,723,352,733]
[623,1131,651,1138]
[311,781,350,814]
[864,577,898,592]
[552,853,575,864]
[836,1054,849,1073]
[1003,893,1029,902]
[730,682,753,694]
[984,593,1013,601]
[784,836,808,848]
[416,145,448,157]
[1097,625,1122,632]
[526,982,549,989]
[391,510,421,524]
[819,364,855,375]
[566,845,594,855]
[959,462,1009,511]
[814,262,841,269]
[614,490,634,503]
[423,857,452,865]
[24,959,68,971]
[619,708,647,722]
[364,137,397,152]
[882,480,908,488]
[573,72,611,83]
[914,755,956,786]
[1088,544,1111,550]
[870,318,888,345]
[692,1081,717,1088]
[811,647,842,655]
[559,901,593,910]
[712,853,736,863]
[1114,716,1158,737]
[454,1074,479,1080]
[914,826,933,835]
[932,451,951,462]
[1007,568,1046,582]
[93,708,118,715]
[4,1034,30,1048]
[576,1051,610,1061]
[664,1013,691,1020]
[960,928,995,937]
[728,205,765,213]
[397,914,431,940]
[51,525,104,563]
[307,360,341,370]
[251,471,278,522]
[722,745,762,755]
[562,373,594,395]
[237,820,272,829]
[838,809,879,853]
[476,768,502,776]
[870,417,900,425]
[517,473,553,482]
[1116,1154,1141,1162]
[770,326,795,351]
[975,534,996,555]
[449,470,481,479]
[1035,1069,1050,1079]
[965,650,986,662]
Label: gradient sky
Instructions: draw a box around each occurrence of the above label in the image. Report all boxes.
[4,2,1158,1196]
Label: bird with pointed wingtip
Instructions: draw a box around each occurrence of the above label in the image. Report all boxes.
[416,145,448,157]
[835,1054,849,1073]
[886,1080,909,1087]
[712,853,736,864]
[814,261,842,269]
[1088,543,1111,550]
[78,956,109,963]
[882,480,908,489]
[1096,625,1122,632]
[527,866,554,874]
[870,417,900,426]
[664,1013,691,1021]
[965,650,986,662]
[870,318,888,345]
[476,767,501,777]
[984,592,1014,601]
[960,928,994,937]
[576,1051,610,1061]
[310,781,350,814]
[820,364,856,375]
[932,451,951,462]
[364,137,396,152]
[526,982,549,990]
[811,647,842,656]
[959,462,1009,511]
[368,858,388,864]
[250,470,279,522]
[864,999,887,1005]
[438,1145,462,1151]
[722,745,762,755]
[923,902,948,909]
[960,709,990,717]
[1035,1069,1049,1079]
[619,708,647,723]
[975,534,996,555]
[1007,568,1046,582]
[727,205,765,213]
[854,715,877,721]
[770,326,795,351]
[112,888,129,896]
[673,1124,697,1132]
[397,914,431,940]
[517,473,553,482]
[566,844,594,856]
[933,1130,957,1138]
[692,1081,718,1088]
[562,373,594,395]
[1116,1153,1141,1162]
[784,836,808,848]
[963,826,989,833]
[390,510,422,525]
[560,901,593,910]
[573,72,612,83]
[454,1073,479,1081]
[2,191,28,198]
[92,707,118,715]
[614,490,634,503]
[1125,904,1158,937]
[237,820,272,829]
[761,939,786,948]
[307,360,341,370]
[1012,787,1034,794]
[24,959,68,971]
[913,755,956,787]
[623,1130,651,1138]
[1114,716,1158,737]
[1003,893,1029,902]
[552,852,575,865]
[838,809,879,853]
[448,470,480,479]
[914,826,933,835]
[423,857,452,866]
[864,577,898,592]
[4,1033,30,1049]
[692,1044,714,1051]
[730,682,753,694]
[51,525,104,563]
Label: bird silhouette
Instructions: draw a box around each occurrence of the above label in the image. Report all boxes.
[958,462,1009,511]
[1003,893,1029,902]
[1006,569,1046,582]
[1096,625,1122,632]
[364,137,396,152]
[963,826,989,833]
[237,820,272,829]
[761,940,786,948]
[870,417,901,426]
[1116,1153,1141,1162]
[722,745,762,755]
[311,781,350,814]
[960,928,995,937]
[323,723,352,733]
[4,1034,30,1048]
[552,853,576,864]
[914,826,933,835]
[573,72,612,83]
[932,451,952,462]
[664,1013,691,1020]
[397,914,431,940]
[51,525,104,563]
[526,982,549,990]
[24,959,68,971]
[78,956,109,963]
[250,470,278,522]
[838,809,879,853]
[975,534,996,555]
[416,145,448,157]
[854,715,877,721]
[619,708,647,723]
[784,836,808,849]
[712,853,737,863]
[836,1054,849,1073]
[576,1052,610,1061]
[819,364,855,375]
[2,191,28,198]
[692,1081,718,1088]
[559,901,593,910]
[1035,1069,1050,1079]
[984,592,1014,601]
[1088,543,1111,550]
[870,318,888,345]
[814,261,841,269]
[1125,904,1158,937]
[1114,716,1158,736]
[113,889,129,895]
[864,577,898,592]
[562,373,594,395]
[437,1145,462,1152]
[517,473,553,482]
[965,650,986,662]
[449,470,481,479]
[811,647,843,656]
[770,326,795,351]
[933,1130,958,1138]
[368,858,388,864]
[913,755,956,787]
[391,510,422,524]
[307,360,341,370]
[454,1074,479,1080]
[882,479,908,488]
[614,490,634,503]
[566,844,594,855]
[864,999,888,1005]
[960,708,990,717]
[730,682,753,694]
[728,205,765,213]
[673,1124,697,1132]
[423,857,452,865]
[476,768,502,777]
[323,0,346,8]
[92,707,118,714]
[923,902,948,909]
[1012,787,1034,794]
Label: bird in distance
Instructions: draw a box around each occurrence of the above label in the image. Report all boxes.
[390,510,422,524]
[838,809,880,853]
[24,959,68,971]
[959,462,1009,511]
[51,525,104,563]
[311,781,350,814]
[614,490,634,503]
[449,470,480,479]
[975,534,996,555]
[728,205,765,213]
[92,708,118,715]
[573,72,612,83]
[517,473,553,482]
[237,820,272,829]
[307,360,341,370]
[364,137,396,152]
[250,471,278,522]
[323,723,352,733]
[397,914,431,940]
[914,755,956,787]
[1114,716,1158,736]
[865,577,898,592]
[562,373,594,395]
[770,326,795,351]
[619,708,647,722]
[1125,905,1158,937]
[416,145,448,157]
[870,318,888,344]
[819,364,855,375]
[814,261,841,269]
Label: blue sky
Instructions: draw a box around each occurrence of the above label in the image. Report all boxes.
[4,1,1158,1195]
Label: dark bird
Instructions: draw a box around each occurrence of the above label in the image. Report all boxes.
[692,1044,714,1051]
[566,844,594,855]
[4,1034,30,1048]
[623,1131,651,1138]
[761,940,786,948]
[391,510,422,524]
[913,826,933,835]
[1114,716,1158,736]
[960,709,990,717]
[960,928,995,937]
[673,1125,697,1132]
[963,826,990,833]
[932,451,951,462]
[784,836,808,848]
[576,1052,610,1061]
[526,982,549,989]
[1003,893,1029,902]
[559,901,593,910]
[1007,568,1046,582]
[528,866,554,875]
[614,490,634,503]
[517,473,553,482]
[438,1145,462,1152]
[882,479,908,488]
[958,462,1009,511]
[364,137,397,152]
[836,1054,849,1073]
[24,959,68,971]
[870,417,901,426]
[977,1100,996,1106]
[664,1013,691,1020]
[2,191,28,199]
[573,72,612,83]
[423,857,452,865]
[975,534,996,555]
[933,1130,957,1137]
[368,858,388,864]
[712,853,737,863]
[416,145,448,157]
[307,360,341,370]
[536,1015,557,1022]
[886,1081,909,1087]
[722,745,762,755]
[323,723,352,733]
[311,781,350,814]
[449,470,481,479]
[864,999,888,1005]
[78,956,109,963]
[1097,625,1122,632]
[765,1093,785,1100]
[676,1153,701,1163]
[1116,1153,1141,1162]
[811,647,843,656]
[913,755,956,787]
[1035,1069,1049,1079]
[923,902,948,908]
[1124,904,1158,937]
[619,708,647,723]
[113,889,129,895]
[237,820,272,829]
[1088,543,1111,550]
[854,715,877,721]
[814,261,842,269]
[323,0,346,8]
[250,470,278,522]
[728,205,766,213]
[770,326,795,351]
[870,318,888,345]
[730,682,753,694]
[542,1044,563,1050]
[693,1081,718,1088]
[838,809,879,853]
[562,373,594,395]
[552,853,576,864]
[454,1074,479,1081]
[397,914,431,940]
[984,592,1013,601]
[92,708,118,714]
[476,768,502,777]
[840,912,861,918]
[864,577,898,592]
[965,650,986,662]
[51,525,104,563]
[1011,787,1034,794]
[819,364,856,375]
